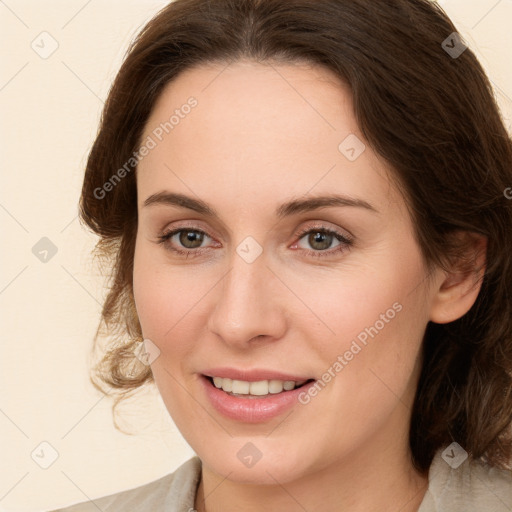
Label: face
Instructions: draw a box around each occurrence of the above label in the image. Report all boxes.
[133,60,439,484]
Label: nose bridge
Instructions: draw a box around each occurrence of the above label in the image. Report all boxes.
[208,246,286,345]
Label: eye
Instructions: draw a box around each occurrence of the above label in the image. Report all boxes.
[157,227,215,258]
[292,226,354,258]
[156,224,354,259]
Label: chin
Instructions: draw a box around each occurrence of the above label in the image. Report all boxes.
[194,436,316,485]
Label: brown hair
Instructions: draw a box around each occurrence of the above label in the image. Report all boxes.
[80,0,512,473]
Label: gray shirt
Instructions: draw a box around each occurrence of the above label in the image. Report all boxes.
[47,450,512,511]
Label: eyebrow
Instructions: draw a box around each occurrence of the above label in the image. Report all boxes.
[142,191,379,217]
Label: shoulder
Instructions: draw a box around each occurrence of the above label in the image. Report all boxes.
[46,456,201,512]
[419,447,512,512]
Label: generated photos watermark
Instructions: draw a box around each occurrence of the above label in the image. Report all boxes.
[93,96,198,200]
[298,301,403,405]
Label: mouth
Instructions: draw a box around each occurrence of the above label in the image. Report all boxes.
[200,372,318,422]
[204,375,315,398]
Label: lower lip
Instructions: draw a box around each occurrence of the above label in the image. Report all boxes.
[200,375,316,423]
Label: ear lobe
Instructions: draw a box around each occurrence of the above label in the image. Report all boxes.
[429,233,487,325]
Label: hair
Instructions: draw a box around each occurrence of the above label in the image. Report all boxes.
[80,0,512,473]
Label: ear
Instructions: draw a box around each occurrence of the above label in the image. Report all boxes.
[429,232,487,324]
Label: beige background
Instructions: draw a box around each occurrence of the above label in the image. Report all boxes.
[1,1,511,510]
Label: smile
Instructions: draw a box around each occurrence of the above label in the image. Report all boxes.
[209,376,310,396]
[200,373,317,422]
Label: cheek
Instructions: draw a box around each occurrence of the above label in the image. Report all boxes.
[133,235,175,325]
[304,245,429,405]
[132,254,169,339]
[297,257,417,351]
[132,243,200,420]
[132,239,213,366]
[133,240,179,351]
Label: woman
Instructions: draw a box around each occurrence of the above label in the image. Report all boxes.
[50,0,512,510]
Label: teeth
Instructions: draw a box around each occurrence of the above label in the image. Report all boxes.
[232,380,250,394]
[283,381,295,391]
[249,380,268,396]
[268,379,284,393]
[211,377,307,396]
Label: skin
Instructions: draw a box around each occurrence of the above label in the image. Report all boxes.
[132,60,486,512]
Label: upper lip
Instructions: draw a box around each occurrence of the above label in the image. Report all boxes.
[202,367,314,382]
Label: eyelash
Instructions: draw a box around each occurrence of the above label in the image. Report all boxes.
[156,225,354,259]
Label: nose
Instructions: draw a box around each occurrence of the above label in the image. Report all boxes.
[207,249,287,348]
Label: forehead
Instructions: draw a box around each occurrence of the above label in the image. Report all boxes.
[143,59,353,149]
[136,60,401,216]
